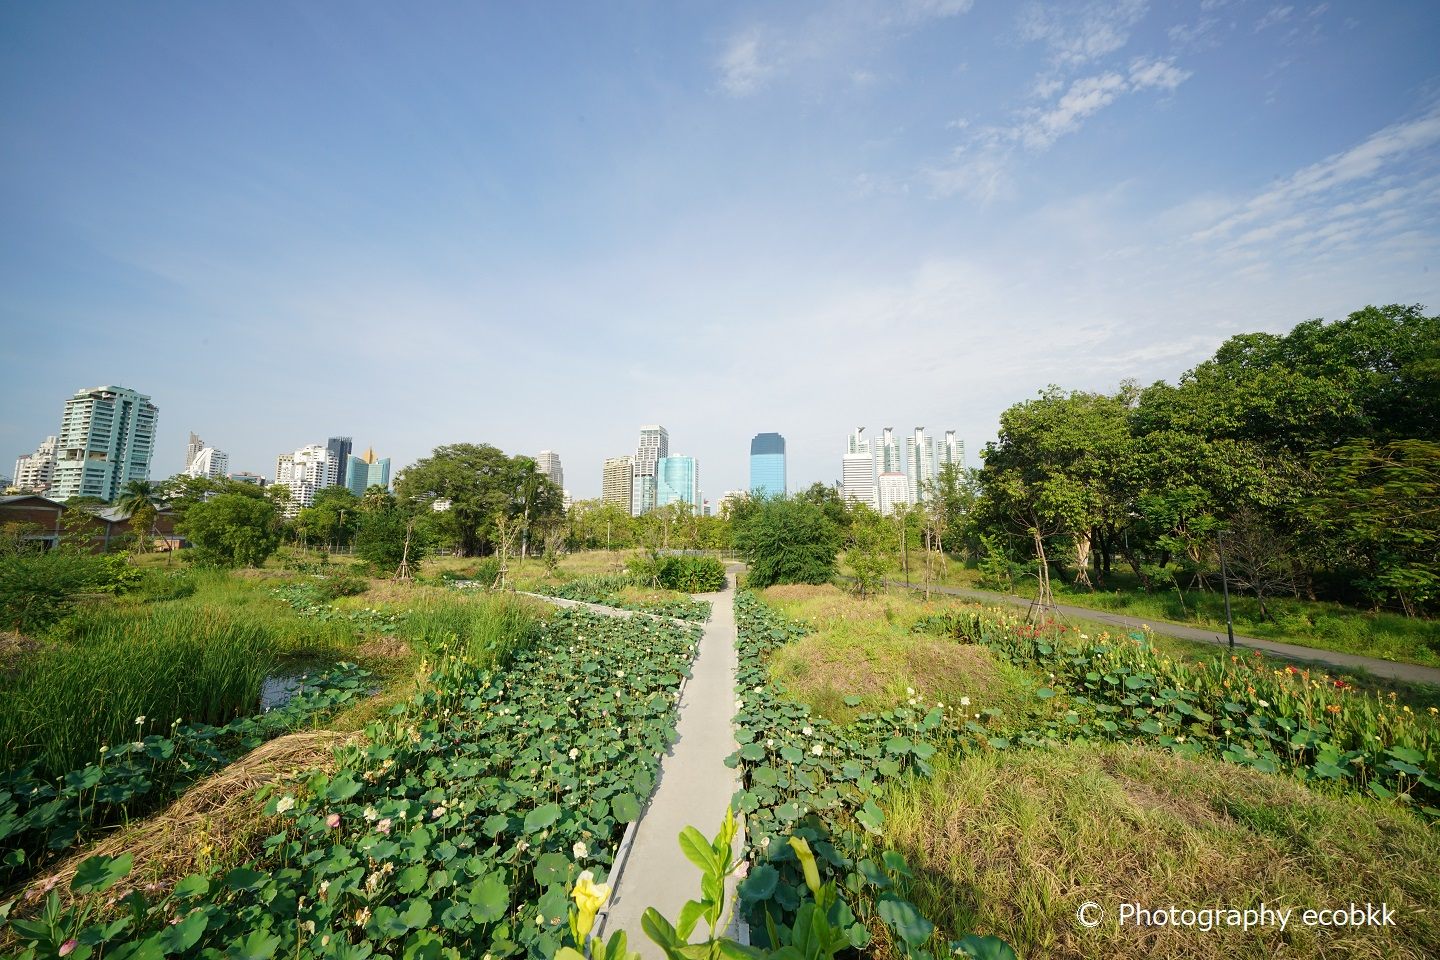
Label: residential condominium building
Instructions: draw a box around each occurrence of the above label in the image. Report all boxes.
[345,447,392,497]
[602,456,633,514]
[841,427,876,508]
[631,424,669,516]
[940,431,965,472]
[50,385,158,502]
[876,426,904,476]
[906,427,936,503]
[655,455,699,509]
[275,444,334,516]
[185,432,205,472]
[876,472,910,516]
[749,432,786,497]
[185,446,229,479]
[13,436,58,494]
[536,450,563,490]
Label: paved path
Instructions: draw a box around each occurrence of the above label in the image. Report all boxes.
[886,580,1440,687]
[598,570,742,956]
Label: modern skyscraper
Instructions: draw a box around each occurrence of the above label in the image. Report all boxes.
[655,456,699,509]
[906,427,936,503]
[631,425,669,516]
[876,472,910,516]
[344,448,392,497]
[326,437,353,488]
[185,432,205,472]
[50,385,158,501]
[185,447,229,479]
[876,426,904,475]
[749,432,786,497]
[940,431,965,472]
[13,436,58,494]
[841,427,876,508]
[536,450,564,490]
[275,444,334,515]
[602,456,633,514]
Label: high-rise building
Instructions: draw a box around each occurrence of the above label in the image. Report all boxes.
[275,444,334,515]
[345,447,392,497]
[749,432,786,497]
[326,437,353,488]
[536,450,564,490]
[655,456,699,509]
[940,431,965,472]
[906,427,936,503]
[602,457,633,513]
[877,472,910,516]
[50,385,158,501]
[631,425,669,516]
[186,447,229,479]
[841,427,876,508]
[185,432,205,472]
[876,426,904,475]
[13,436,58,494]
[717,490,748,517]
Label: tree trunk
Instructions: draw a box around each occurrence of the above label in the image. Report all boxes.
[1073,530,1093,589]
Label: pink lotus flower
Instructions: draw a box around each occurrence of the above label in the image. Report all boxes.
[59,941,78,957]
[376,818,392,835]
[326,813,341,829]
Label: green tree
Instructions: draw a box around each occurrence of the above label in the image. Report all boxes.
[178,493,281,567]
[115,479,165,554]
[845,504,894,597]
[295,486,361,551]
[394,444,562,556]
[355,506,429,575]
[732,495,841,587]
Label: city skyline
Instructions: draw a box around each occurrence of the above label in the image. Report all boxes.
[3,5,1434,507]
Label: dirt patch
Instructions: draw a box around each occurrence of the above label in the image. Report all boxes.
[356,636,412,660]
[12,730,361,912]
[0,631,39,675]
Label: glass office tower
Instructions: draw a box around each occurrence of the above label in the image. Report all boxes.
[749,432,786,497]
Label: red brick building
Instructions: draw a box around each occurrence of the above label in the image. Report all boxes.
[0,494,182,552]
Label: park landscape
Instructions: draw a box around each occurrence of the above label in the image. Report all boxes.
[2,305,1439,959]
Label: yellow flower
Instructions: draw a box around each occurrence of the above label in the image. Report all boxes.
[571,870,611,942]
[787,836,821,898]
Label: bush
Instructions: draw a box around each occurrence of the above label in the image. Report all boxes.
[178,494,282,567]
[355,509,429,574]
[657,555,726,592]
[732,496,841,588]
[313,575,369,601]
[138,570,197,602]
[0,550,132,633]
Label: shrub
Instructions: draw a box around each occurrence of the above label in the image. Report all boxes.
[313,574,369,601]
[732,496,841,587]
[178,494,282,567]
[0,550,131,633]
[657,555,727,592]
[138,569,197,602]
[354,508,430,573]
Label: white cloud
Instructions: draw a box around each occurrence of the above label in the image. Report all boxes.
[1254,5,1294,32]
[1017,0,1150,67]
[718,32,775,96]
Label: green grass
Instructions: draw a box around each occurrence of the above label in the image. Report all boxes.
[860,555,1440,669]
[0,571,358,780]
[882,741,1440,960]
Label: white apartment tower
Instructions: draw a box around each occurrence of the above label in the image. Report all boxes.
[602,456,633,514]
[906,427,936,503]
[50,385,158,501]
[841,427,877,509]
[185,432,205,472]
[536,450,564,490]
[13,436,59,494]
[275,444,335,516]
[186,447,230,480]
[631,425,669,516]
[876,473,910,516]
[940,431,965,472]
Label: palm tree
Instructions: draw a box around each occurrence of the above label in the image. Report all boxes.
[116,479,165,554]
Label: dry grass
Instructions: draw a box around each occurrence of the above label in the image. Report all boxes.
[881,741,1440,960]
[9,730,359,915]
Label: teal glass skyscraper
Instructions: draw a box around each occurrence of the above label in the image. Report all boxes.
[749,433,786,497]
[655,456,699,508]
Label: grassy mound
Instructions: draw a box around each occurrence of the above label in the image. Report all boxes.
[882,740,1440,960]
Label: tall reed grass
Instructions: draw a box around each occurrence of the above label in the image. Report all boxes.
[397,594,545,666]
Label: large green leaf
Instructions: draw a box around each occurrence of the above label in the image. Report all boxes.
[71,853,133,894]
[612,793,641,823]
[878,895,934,948]
[524,803,562,833]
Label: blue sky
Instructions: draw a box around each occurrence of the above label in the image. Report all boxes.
[3,1,1438,500]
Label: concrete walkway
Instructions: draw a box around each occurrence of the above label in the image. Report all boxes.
[886,580,1440,687]
[598,570,742,956]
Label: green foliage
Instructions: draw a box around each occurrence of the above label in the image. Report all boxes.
[354,508,429,573]
[0,664,370,888]
[732,495,841,588]
[845,505,895,597]
[542,575,712,622]
[178,493,282,567]
[2,608,699,957]
[0,549,135,633]
[294,486,361,549]
[395,443,564,556]
[625,555,727,592]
